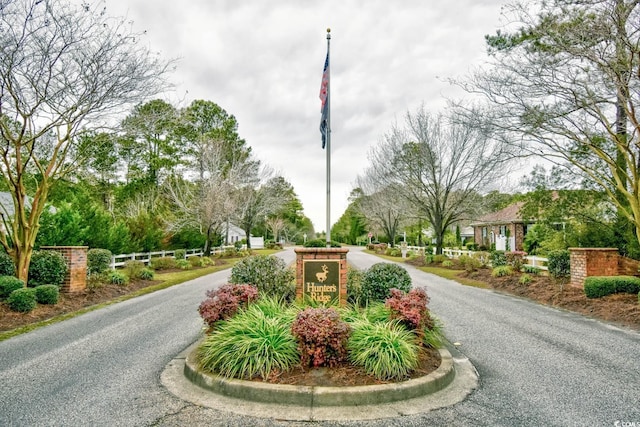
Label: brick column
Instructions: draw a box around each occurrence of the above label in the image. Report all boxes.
[294,247,349,305]
[569,248,618,288]
[40,246,88,293]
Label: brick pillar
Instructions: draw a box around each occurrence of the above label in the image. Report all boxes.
[569,248,618,288]
[40,246,88,293]
[294,247,349,305]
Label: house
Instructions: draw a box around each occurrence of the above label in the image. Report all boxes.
[471,202,531,251]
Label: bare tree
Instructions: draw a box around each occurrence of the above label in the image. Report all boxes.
[265,217,285,244]
[366,107,512,254]
[455,0,640,246]
[0,0,172,281]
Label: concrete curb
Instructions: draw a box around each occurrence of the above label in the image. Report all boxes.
[161,339,479,421]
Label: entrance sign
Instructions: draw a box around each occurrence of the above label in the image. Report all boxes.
[302,260,340,303]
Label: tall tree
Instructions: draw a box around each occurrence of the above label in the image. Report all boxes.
[456,0,640,249]
[366,107,512,253]
[0,0,171,282]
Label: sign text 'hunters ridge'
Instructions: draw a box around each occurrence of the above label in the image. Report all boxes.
[302,260,340,303]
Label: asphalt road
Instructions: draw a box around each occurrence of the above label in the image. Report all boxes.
[1,247,638,426]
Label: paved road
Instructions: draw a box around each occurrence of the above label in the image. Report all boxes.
[1,247,639,426]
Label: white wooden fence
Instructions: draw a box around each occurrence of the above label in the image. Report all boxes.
[109,246,237,269]
[403,246,549,271]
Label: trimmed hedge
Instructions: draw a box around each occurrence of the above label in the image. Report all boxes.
[0,251,16,276]
[0,275,24,299]
[361,263,411,303]
[584,276,640,299]
[34,284,59,305]
[7,287,37,312]
[87,249,112,275]
[28,250,68,287]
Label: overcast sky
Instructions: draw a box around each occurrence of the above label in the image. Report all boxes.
[105,0,511,233]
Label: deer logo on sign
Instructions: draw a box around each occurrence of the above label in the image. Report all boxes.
[316,264,329,282]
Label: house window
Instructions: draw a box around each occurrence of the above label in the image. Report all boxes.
[499,225,506,236]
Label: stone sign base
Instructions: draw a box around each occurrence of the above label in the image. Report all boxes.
[294,247,349,305]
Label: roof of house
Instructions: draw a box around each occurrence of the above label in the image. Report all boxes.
[471,201,526,226]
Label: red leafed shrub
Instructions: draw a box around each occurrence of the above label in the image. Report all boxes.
[198,284,259,327]
[385,288,434,331]
[291,307,351,368]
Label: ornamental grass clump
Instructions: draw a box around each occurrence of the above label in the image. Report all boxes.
[347,320,419,381]
[291,307,350,368]
[198,304,299,380]
[198,284,259,328]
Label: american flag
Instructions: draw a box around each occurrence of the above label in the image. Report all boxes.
[319,52,329,149]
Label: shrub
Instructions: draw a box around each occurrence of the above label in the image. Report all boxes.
[506,251,527,271]
[138,268,154,280]
[492,265,513,277]
[34,284,59,305]
[149,257,176,270]
[547,250,570,278]
[28,250,67,287]
[490,251,507,267]
[291,307,350,368]
[347,320,419,380]
[472,251,491,268]
[87,249,112,275]
[370,243,388,254]
[465,242,478,251]
[339,301,391,324]
[458,255,482,272]
[123,260,145,279]
[189,256,213,267]
[7,287,37,312]
[346,267,363,305]
[198,284,259,327]
[584,276,640,299]
[0,251,16,276]
[198,304,299,380]
[0,276,24,300]
[175,259,191,270]
[433,254,448,264]
[109,270,127,285]
[174,249,186,260]
[441,260,454,268]
[522,265,542,275]
[519,274,532,285]
[385,288,433,331]
[304,239,341,248]
[361,263,412,303]
[385,247,401,257]
[230,255,295,302]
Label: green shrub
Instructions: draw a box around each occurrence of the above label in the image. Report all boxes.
[230,255,295,302]
[385,247,402,257]
[291,307,351,368]
[28,250,68,287]
[348,320,419,380]
[0,275,24,299]
[87,249,112,275]
[109,270,128,285]
[584,276,640,298]
[458,255,482,272]
[490,251,507,267]
[441,260,454,268]
[0,251,16,276]
[189,256,213,267]
[123,260,145,279]
[34,284,59,305]
[522,265,542,275]
[547,250,570,278]
[7,287,37,312]
[472,251,490,267]
[424,254,434,264]
[361,263,412,303]
[138,268,154,280]
[149,257,177,270]
[198,304,299,380]
[506,251,527,271]
[346,267,363,305]
[304,239,341,248]
[519,274,532,285]
[491,265,513,277]
[465,242,478,251]
[174,249,186,260]
[175,259,191,270]
[433,254,448,263]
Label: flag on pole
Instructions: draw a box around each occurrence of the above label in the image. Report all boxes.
[319,52,329,149]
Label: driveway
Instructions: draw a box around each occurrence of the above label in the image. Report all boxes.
[0,247,638,426]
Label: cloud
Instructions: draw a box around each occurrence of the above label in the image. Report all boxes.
[105,0,507,232]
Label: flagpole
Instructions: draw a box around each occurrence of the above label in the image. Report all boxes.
[325,28,331,248]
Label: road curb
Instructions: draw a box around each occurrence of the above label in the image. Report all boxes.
[161,339,478,421]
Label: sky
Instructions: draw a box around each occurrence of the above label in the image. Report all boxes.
[104,0,511,233]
